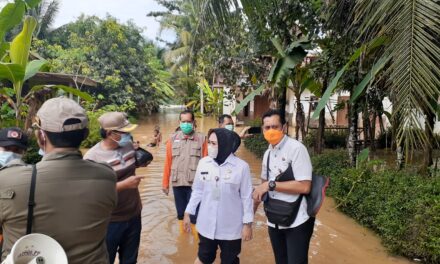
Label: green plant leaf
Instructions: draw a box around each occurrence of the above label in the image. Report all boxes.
[24,59,47,81]
[25,0,42,9]
[233,84,265,115]
[271,37,285,57]
[0,87,15,97]
[10,16,37,68]
[383,111,391,120]
[350,55,391,103]
[0,1,26,40]
[0,63,25,84]
[357,148,369,163]
[0,42,9,59]
[311,38,383,119]
[30,85,94,102]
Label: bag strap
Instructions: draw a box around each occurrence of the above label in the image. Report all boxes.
[266,152,270,181]
[26,165,37,235]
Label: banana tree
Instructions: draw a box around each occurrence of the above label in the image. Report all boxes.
[0,16,44,124]
[233,37,309,115]
[0,15,92,126]
[186,79,223,116]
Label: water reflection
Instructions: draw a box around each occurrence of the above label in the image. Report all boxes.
[131,108,413,264]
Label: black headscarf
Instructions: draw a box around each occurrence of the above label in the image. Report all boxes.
[209,128,241,165]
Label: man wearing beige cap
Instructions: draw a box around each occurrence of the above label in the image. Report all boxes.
[84,112,142,264]
[0,97,117,264]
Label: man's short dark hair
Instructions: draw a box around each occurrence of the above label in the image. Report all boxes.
[262,109,286,125]
[100,128,108,139]
[179,110,195,121]
[218,114,232,124]
[45,119,88,148]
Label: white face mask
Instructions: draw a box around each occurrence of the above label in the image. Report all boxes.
[225,124,234,131]
[208,145,218,159]
[0,151,22,167]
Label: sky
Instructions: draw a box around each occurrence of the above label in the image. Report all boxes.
[52,0,176,45]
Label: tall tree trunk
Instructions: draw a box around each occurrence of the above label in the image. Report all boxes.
[370,111,377,151]
[306,100,312,133]
[315,74,328,154]
[362,106,370,149]
[295,91,305,141]
[279,84,288,124]
[348,102,358,166]
[315,108,326,154]
[379,113,385,135]
[424,108,435,169]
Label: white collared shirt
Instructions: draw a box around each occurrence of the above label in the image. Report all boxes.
[185,154,254,240]
[261,135,312,229]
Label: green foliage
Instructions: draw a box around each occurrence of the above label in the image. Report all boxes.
[312,36,387,119]
[244,118,262,127]
[304,129,348,149]
[312,151,440,263]
[243,133,268,158]
[22,136,42,164]
[37,15,173,113]
[186,79,223,116]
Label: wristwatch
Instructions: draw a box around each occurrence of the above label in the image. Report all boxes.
[244,222,253,227]
[268,180,276,191]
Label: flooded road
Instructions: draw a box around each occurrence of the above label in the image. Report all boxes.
[131,109,413,264]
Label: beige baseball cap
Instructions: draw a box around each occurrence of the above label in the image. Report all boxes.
[98,112,138,133]
[34,97,88,132]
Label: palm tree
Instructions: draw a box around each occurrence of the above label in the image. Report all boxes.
[31,0,60,38]
[351,0,440,167]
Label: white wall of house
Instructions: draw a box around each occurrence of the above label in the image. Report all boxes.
[286,89,348,127]
[286,92,440,136]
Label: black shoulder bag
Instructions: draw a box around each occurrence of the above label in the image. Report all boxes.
[263,154,303,227]
[26,165,37,234]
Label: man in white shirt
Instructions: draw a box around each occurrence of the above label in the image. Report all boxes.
[253,109,315,264]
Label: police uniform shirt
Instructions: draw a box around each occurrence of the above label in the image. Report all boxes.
[0,151,117,264]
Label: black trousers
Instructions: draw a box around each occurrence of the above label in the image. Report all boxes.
[198,233,242,264]
[173,186,197,223]
[268,217,315,264]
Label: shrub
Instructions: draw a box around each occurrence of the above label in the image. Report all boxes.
[243,133,268,158]
[312,152,440,263]
[23,137,42,165]
[304,129,348,149]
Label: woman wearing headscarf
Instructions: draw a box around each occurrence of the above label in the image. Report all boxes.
[184,128,253,264]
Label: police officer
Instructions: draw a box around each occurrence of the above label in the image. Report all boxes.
[162,110,208,233]
[0,127,28,167]
[0,127,29,253]
[0,97,117,264]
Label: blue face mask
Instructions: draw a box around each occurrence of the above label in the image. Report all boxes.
[117,133,132,147]
[225,124,234,131]
[0,151,22,167]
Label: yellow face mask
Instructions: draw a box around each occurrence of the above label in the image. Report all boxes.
[263,129,284,145]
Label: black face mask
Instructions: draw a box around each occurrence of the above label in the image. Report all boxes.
[210,128,241,165]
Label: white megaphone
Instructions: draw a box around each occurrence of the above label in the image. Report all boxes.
[1,233,68,264]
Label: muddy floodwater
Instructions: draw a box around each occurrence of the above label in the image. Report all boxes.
[131,109,413,264]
